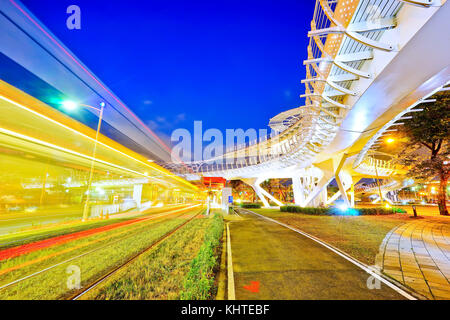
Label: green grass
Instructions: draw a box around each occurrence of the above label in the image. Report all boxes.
[251,208,409,265]
[239,203,262,209]
[82,213,223,300]
[0,209,201,299]
[180,212,224,300]
[280,205,406,215]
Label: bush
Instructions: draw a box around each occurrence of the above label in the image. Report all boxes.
[280,206,329,215]
[240,203,261,209]
[280,205,403,216]
[180,213,224,300]
[392,207,406,213]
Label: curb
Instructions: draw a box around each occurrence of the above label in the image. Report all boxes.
[226,223,235,300]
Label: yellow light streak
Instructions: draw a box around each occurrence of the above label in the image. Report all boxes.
[0,126,162,183]
[0,94,197,191]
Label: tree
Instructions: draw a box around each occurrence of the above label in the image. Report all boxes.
[399,91,450,215]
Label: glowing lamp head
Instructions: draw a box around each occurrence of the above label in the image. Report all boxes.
[62,100,78,111]
[386,137,395,144]
[337,203,348,212]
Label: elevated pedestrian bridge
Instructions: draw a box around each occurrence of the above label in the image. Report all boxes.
[165,0,450,207]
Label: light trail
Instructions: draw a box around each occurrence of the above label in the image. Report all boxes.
[0,206,203,294]
[0,125,172,188]
[7,0,171,155]
[0,95,197,190]
[0,204,199,261]
[7,0,195,175]
[0,205,198,277]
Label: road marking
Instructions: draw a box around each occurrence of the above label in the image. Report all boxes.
[227,223,235,300]
[243,281,260,293]
[242,209,417,300]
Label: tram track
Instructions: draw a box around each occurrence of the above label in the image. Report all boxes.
[68,207,204,300]
[0,205,203,299]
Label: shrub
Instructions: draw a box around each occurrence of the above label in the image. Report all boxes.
[392,207,406,213]
[280,206,402,216]
[180,213,224,300]
[240,203,261,209]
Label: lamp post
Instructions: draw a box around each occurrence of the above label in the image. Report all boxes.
[62,101,105,221]
[373,158,384,205]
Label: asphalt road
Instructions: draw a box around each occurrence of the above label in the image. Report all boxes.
[230,210,410,300]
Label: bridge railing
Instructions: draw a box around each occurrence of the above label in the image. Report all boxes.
[353,155,396,177]
[163,1,355,177]
[165,0,422,178]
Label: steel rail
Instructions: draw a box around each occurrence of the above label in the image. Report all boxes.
[0,205,201,294]
[68,207,205,300]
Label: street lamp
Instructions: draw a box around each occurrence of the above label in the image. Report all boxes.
[62,100,105,221]
[385,137,396,144]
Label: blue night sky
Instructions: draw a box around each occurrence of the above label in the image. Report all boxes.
[20,0,313,142]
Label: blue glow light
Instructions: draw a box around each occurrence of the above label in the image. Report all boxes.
[332,201,360,216]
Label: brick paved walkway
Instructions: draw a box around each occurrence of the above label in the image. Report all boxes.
[376,219,450,299]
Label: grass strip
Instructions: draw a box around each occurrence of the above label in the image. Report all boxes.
[81,214,214,300]
[180,212,224,300]
[0,208,192,283]
[280,206,406,215]
[250,208,409,265]
[0,210,201,299]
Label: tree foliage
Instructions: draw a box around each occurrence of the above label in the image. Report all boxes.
[398,91,450,215]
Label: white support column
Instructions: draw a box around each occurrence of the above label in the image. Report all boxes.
[302,160,335,207]
[133,184,143,208]
[303,174,333,207]
[321,187,328,206]
[349,176,360,208]
[350,183,355,208]
[257,185,284,206]
[335,173,350,207]
[242,178,270,208]
[326,190,342,205]
[253,185,270,207]
[326,174,354,206]
[255,178,284,207]
[292,176,305,206]
[383,192,393,204]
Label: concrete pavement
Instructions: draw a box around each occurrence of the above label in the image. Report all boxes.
[376,218,450,300]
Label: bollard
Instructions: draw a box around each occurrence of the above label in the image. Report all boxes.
[412,205,417,218]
